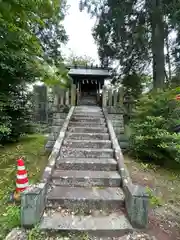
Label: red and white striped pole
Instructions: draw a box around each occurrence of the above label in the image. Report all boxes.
[176,94,180,100]
[16,158,29,192]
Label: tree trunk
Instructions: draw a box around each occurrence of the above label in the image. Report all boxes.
[166,32,172,82]
[151,0,165,89]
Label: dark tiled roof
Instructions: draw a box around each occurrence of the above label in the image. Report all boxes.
[68,68,111,77]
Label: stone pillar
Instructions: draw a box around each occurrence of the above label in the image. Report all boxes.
[108,89,112,106]
[52,94,59,112]
[71,84,76,106]
[102,86,107,107]
[124,183,149,228]
[114,89,118,106]
[119,87,124,107]
[21,183,47,227]
[65,89,69,106]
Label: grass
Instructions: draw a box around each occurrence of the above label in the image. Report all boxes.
[0,134,48,239]
[124,154,180,206]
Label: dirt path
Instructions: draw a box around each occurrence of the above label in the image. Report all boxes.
[124,155,180,240]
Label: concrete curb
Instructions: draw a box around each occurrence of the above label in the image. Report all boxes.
[103,107,149,228]
[21,106,75,227]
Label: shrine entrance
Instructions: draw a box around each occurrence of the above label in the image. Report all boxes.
[68,66,111,106]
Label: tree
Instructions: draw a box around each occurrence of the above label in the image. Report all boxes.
[65,52,95,66]
[80,0,180,89]
[35,0,69,65]
[0,0,69,143]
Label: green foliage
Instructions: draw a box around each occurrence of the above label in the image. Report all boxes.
[0,205,20,237]
[130,87,180,165]
[80,0,180,88]
[122,73,143,99]
[65,52,95,66]
[146,187,163,207]
[0,0,69,143]
[0,134,47,238]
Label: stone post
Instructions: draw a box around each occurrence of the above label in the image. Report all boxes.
[65,89,69,106]
[124,183,149,228]
[108,89,112,106]
[71,84,76,106]
[52,94,59,112]
[102,86,107,107]
[114,89,118,107]
[21,183,47,227]
[119,87,124,107]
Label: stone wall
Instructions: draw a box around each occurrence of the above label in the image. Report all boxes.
[106,106,129,152]
[45,106,70,151]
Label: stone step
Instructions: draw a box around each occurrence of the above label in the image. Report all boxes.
[60,148,114,158]
[47,186,124,211]
[108,115,124,120]
[66,132,110,140]
[71,117,105,123]
[40,212,133,237]
[73,113,104,117]
[63,139,112,149]
[75,107,102,112]
[69,121,106,127]
[68,127,108,133]
[52,170,121,187]
[73,111,103,115]
[56,158,117,171]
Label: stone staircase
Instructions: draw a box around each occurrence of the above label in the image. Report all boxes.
[79,96,97,105]
[40,106,133,238]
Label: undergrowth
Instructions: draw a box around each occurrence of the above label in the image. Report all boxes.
[0,134,47,239]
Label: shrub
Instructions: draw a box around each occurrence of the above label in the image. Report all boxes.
[0,89,33,144]
[129,87,180,165]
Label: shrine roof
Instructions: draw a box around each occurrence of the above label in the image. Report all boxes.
[67,66,111,77]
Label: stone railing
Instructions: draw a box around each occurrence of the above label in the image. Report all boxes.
[21,107,75,227]
[103,108,149,228]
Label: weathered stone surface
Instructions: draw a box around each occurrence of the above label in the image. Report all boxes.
[52,119,65,126]
[68,126,108,133]
[56,158,117,171]
[63,139,112,149]
[40,212,133,237]
[106,106,124,114]
[69,121,106,127]
[75,106,102,112]
[108,115,124,121]
[103,107,149,228]
[45,140,55,150]
[65,132,110,140]
[47,186,124,211]
[60,147,114,158]
[52,170,121,187]
[48,133,59,141]
[53,113,67,119]
[119,142,129,149]
[117,134,128,142]
[112,120,124,127]
[40,105,141,236]
[124,183,149,228]
[71,117,105,123]
[21,183,47,226]
[74,110,103,114]
[5,229,27,240]
[114,127,125,134]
